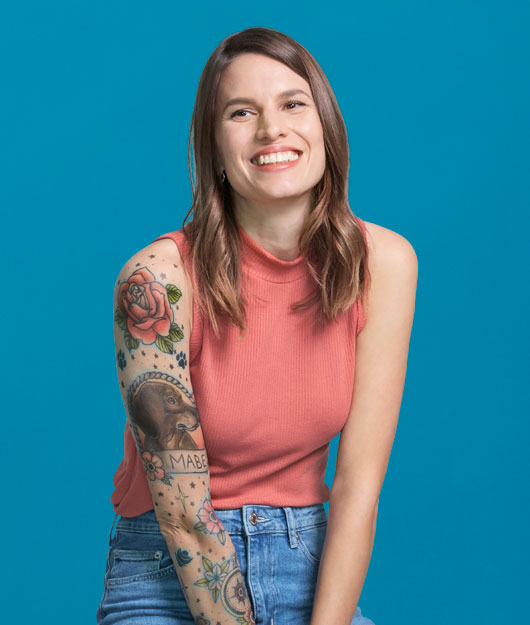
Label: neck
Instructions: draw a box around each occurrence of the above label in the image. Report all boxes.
[232,192,313,261]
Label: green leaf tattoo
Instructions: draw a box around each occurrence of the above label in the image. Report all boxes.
[115,307,127,330]
[155,334,174,354]
[124,330,140,351]
[169,323,184,342]
[166,284,182,304]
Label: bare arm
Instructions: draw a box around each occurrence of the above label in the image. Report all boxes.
[310,223,418,625]
[113,238,255,625]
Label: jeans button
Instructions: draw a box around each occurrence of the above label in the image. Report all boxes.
[249,513,258,525]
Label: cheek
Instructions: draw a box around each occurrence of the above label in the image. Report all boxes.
[216,126,248,167]
[307,125,326,180]
[214,127,232,170]
[309,119,325,149]
[312,130,326,166]
[304,127,325,166]
[299,115,325,150]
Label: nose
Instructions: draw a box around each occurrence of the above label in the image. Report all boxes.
[255,107,286,142]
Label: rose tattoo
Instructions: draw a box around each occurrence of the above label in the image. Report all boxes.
[115,267,184,353]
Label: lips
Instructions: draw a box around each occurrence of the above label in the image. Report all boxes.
[250,145,303,161]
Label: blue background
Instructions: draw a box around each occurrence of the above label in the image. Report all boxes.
[2,1,529,623]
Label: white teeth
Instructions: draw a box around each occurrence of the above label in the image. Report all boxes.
[251,151,300,166]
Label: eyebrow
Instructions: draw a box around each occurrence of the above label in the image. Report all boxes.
[222,89,312,113]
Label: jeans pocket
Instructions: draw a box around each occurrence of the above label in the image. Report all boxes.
[296,523,327,565]
[106,548,166,587]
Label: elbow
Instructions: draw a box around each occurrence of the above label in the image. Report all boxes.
[156,514,185,538]
[156,513,198,542]
[156,499,217,540]
[330,488,380,522]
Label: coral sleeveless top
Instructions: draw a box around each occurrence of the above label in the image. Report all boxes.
[110,219,367,515]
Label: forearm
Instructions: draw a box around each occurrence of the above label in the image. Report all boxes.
[112,253,255,622]
[160,521,255,625]
[310,495,378,625]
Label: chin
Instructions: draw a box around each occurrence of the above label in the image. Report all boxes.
[261,191,303,202]
[260,182,308,196]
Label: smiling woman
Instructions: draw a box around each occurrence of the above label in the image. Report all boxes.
[96,26,417,625]
[213,53,327,236]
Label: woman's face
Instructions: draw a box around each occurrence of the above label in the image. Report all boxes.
[214,53,326,208]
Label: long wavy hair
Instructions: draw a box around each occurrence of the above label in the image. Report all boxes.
[181,26,370,338]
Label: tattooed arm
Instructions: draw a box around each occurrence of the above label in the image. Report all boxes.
[113,239,255,625]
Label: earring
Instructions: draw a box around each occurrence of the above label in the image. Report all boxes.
[220,170,226,183]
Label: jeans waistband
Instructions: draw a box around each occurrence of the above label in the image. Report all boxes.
[113,503,328,545]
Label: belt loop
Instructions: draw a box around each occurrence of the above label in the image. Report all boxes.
[282,507,298,548]
[108,512,119,546]
[241,505,251,536]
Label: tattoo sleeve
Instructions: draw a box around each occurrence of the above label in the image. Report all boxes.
[113,252,255,625]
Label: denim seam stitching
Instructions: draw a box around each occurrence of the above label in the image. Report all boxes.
[105,562,176,588]
[297,535,321,565]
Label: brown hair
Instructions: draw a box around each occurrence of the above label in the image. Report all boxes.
[181,26,370,338]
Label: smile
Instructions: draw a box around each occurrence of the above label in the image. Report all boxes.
[250,150,302,171]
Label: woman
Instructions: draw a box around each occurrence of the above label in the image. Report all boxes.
[97,27,417,625]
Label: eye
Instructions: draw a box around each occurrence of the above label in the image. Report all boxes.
[229,100,306,120]
[230,109,251,119]
[285,100,306,110]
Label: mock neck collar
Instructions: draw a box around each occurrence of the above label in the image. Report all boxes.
[236,220,308,283]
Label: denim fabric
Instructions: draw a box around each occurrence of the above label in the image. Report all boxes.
[96,503,375,625]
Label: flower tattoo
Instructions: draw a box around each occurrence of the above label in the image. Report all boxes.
[115,267,184,354]
[193,498,227,546]
[141,450,171,484]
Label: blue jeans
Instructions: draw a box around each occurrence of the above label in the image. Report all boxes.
[96,503,375,624]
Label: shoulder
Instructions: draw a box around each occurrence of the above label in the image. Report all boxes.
[362,219,418,282]
[115,232,190,287]
[359,220,417,324]
[114,233,194,320]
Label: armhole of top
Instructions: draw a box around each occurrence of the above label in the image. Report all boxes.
[355,298,367,335]
[355,217,369,336]
[153,231,203,364]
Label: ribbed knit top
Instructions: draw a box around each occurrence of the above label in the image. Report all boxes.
[110,219,367,515]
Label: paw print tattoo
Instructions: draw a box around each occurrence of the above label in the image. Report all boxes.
[117,349,127,370]
[176,350,187,369]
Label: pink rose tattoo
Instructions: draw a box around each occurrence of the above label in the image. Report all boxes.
[115,267,184,354]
